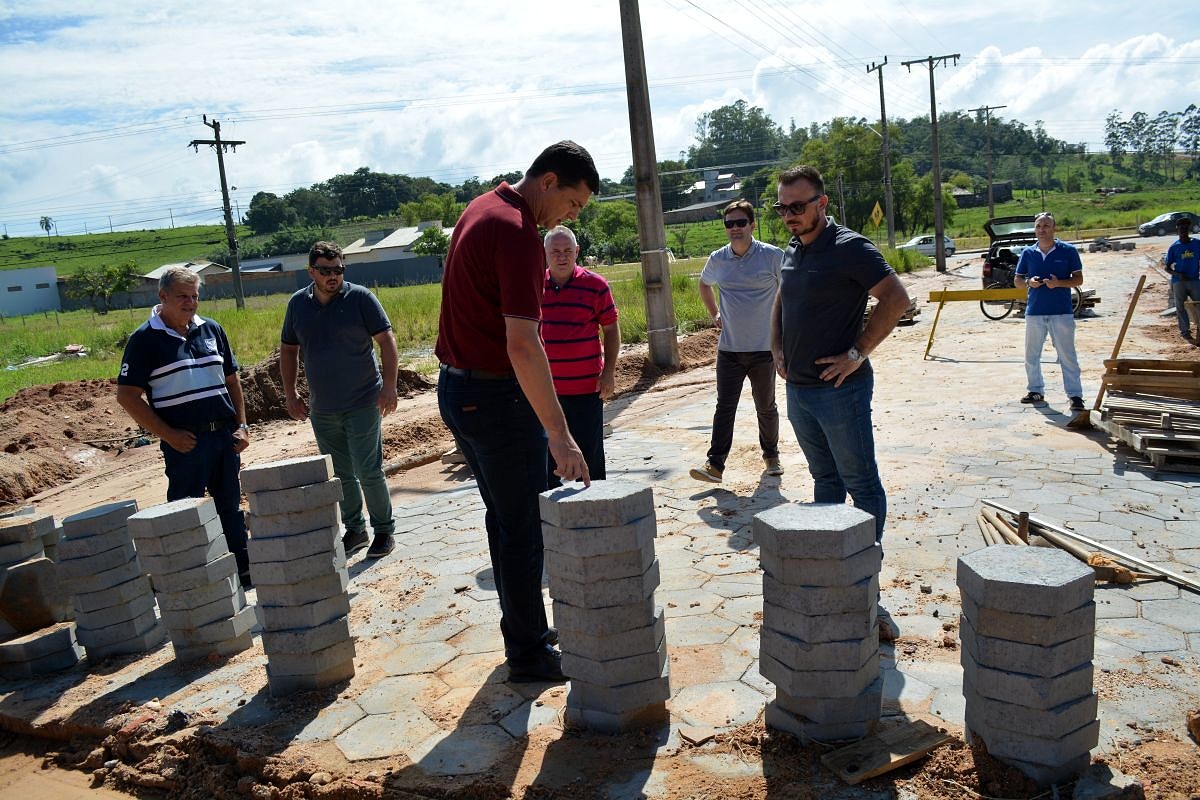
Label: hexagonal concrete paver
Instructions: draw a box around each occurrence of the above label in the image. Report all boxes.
[672,680,765,728]
[1097,617,1188,654]
[291,701,366,743]
[664,613,738,647]
[405,724,515,775]
[668,643,753,686]
[423,684,526,728]
[357,674,451,715]
[335,708,440,761]
[499,698,561,737]
[658,588,722,617]
[1093,588,1141,619]
[379,640,458,676]
[1140,598,1200,633]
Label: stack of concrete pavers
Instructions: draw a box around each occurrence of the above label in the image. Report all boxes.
[539,480,669,733]
[0,511,79,676]
[754,503,882,742]
[58,501,166,661]
[958,544,1098,786]
[0,622,82,679]
[128,498,253,662]
[242,455,354,697]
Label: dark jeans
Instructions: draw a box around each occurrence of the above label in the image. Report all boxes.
[707,349,779,470]
[547,392,605,489]
[1172,279,1200,336]
[438,369,550,660]
[161,427,248,574]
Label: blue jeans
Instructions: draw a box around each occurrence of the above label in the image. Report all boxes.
[438,369,550,660]
[1024,313,1082,398]
[708,349,779,470]
[548,392,605,489]
[161,427,248,573]
[785,375,886,542]
[1172,279,1200,336]
[310,404,394,537]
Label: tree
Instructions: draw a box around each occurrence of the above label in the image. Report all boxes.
[39,216,54,238]
[283,187,337,227]
[411,226,450,258]
[1104,109,1126,171]
[244,192,297,235]
[65,261,140,313]
[687,100,782,167]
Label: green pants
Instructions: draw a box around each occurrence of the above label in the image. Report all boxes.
[310,403,394,536]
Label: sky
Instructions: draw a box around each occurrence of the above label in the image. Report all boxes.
[1,0,1197,239]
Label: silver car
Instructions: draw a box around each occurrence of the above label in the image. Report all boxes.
[899,234,956,257]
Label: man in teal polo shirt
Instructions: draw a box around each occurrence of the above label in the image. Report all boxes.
[281,241,398,559]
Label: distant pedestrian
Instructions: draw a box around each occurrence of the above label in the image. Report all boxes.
[1165,217,1200,342]
[541,225,620,488]
[116,267,251,587]
[436,141,599,683]
[1014,212,1085,410]
[280,241,398,560]
[690,200,783,484]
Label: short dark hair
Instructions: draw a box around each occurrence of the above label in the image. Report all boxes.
[1178,217,1192,226]
[309,240,343,267]
[722,200,755,224]
[527,141,600,194]
[778,165,825,195]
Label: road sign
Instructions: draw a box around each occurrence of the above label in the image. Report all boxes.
[870,202,884,228]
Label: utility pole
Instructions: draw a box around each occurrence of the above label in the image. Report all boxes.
[108,216,113,234]
[867,58,895,248]
[619,0,678,368]
[968,104,1006,219]
[903,54,959,272]
[836,174,847,223]
[189,116,246,309]
[169,208,175,229]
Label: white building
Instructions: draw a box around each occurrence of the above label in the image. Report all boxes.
[0,266,61,316]
[342,221,450,263]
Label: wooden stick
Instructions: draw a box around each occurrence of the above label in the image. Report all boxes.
[976,516,997,546]
[980,508,1024,546]
[1092,274,1146,412]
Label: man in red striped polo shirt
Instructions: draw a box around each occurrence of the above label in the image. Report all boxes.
[541,225,620,488]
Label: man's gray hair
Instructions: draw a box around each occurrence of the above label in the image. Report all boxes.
[543,225,577,248]
[159,266,202,293]
[1034,212,1056,224]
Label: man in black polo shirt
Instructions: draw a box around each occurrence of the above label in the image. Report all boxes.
[281,241,398,560]
[117,266,251,586]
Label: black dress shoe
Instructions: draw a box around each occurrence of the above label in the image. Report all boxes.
[543,627,558,646]
[507,645,565,683]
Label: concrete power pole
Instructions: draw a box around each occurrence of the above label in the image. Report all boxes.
[619,0,678,369]
[968,104,1007,219]
[189,116,246,309]
[902,54,959,272]
[867,58,896,249]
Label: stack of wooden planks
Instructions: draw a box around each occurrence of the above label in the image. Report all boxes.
[1093,359,1200,474]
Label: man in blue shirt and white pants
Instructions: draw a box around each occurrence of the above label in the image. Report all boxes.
[1015,212,1085,411]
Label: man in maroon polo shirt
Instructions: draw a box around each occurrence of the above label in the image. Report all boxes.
[436,141,600,683]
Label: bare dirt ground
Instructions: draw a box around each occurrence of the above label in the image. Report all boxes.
[2,247,1199,799]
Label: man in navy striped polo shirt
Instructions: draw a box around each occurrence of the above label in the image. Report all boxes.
[117,266,251,586]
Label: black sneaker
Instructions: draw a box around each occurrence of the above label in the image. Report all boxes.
[342,528,369,556]
[365,532,395,559]
[1020,392,1045,404]
[1069,396,1086,412]
[542,627,559,646]
[507,645,566,683]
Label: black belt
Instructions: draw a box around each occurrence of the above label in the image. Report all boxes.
[440,364,515,381]
[187,418,236,433]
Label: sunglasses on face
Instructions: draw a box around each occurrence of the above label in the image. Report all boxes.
[314,265,345,276]
[772,195,824,216]
[723,218,751,229]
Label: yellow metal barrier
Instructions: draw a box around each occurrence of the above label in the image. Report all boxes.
[923,288,1027,360]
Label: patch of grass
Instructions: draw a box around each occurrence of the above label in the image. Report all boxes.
[0,226,234,276]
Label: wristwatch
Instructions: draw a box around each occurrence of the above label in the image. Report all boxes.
[847,346,866,363]
[237,423,249,432]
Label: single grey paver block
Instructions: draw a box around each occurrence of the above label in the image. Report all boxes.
[759,651,879,698]
[563,701,668,734]
[752,503,876,560]
[960,649,1093,710]
[240,455,333,493]
[562,639,666,686]
[0,513,55,545]
[140,536,228,575]
[961,615,1093,678]
[247,526,339,564]
[167,605,256,646]
[539,479,654,529]
[0,537,44,566]
[173,629,254,662]
[83,620,167,660]
[55,526,134,561]
[548,559,660,609]
[255,569,349,607]
[763,573,879,617]
[961,592,1095,647]
[266,638,356,677]
[72,574,153,614]
[61,500,138,539]
[248,505,340,538]
[269,658,355,696]
[544,542,655,583]
[978,751,1091,788]
[64,555,145,595]
[760,543,882,588]
[774,676,883,725]
[247,478,343,516]
[259,593,351,632]
[56,540,137,579]
[965,713,1099,765]
[567,658,671,713]
[552,596,656,637]
[155,575,238,613]
[76,604,159,648]
[249,547,347,587]
[963,683,1097,740]
[75,589,156,630]
[762,602,877,644]
[149,552,238,594]
[160,587,244,631]
[133,517,224,558]
[542,514,656,559]
[558,608,664,661]
[765,702,877,743]
[0,621,76,663]
[261,615,351,655]
[0,642,83,678]
[127,498,217,539]
[0,555,72,632]
[958,545,1094,617]
[760,627,878,672]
